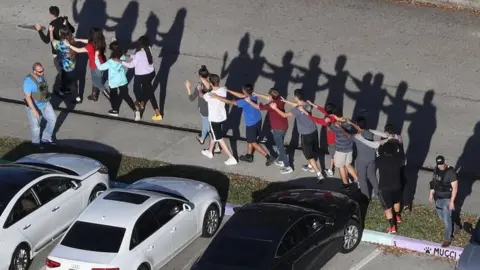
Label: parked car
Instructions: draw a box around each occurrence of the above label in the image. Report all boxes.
[0,153,109,270]
[192,188,363,270]
[45,177,222,270]
[455,217,480,270]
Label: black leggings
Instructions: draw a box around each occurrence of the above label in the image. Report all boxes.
[134,71,158,110]
[110,85,136,112]
[60,70,77,93]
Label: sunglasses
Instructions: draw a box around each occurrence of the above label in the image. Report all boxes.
[35,69,44,74]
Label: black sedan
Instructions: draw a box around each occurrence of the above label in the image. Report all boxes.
[191,188,363,270]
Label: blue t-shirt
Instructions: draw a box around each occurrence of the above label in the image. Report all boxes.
[236,96,262,126]
[23,76,47,109]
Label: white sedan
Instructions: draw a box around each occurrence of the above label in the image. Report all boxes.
[0,153,110,270]
[45,177,223,270]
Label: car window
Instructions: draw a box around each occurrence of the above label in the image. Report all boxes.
[149,199,184,227]
[33,177,73,205]
[61,221,126,253]
[130,210,160,250]
[276,215,323,258]
[4,189,40,228]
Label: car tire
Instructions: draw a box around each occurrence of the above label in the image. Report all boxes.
[9,244,31,270]
[340,218,362,254]
[137,263,149,270]
[88,185,107,203]
[202,204,220,238]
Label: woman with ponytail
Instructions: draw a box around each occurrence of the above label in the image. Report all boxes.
[122,35,161,121]
[49,25,78,100]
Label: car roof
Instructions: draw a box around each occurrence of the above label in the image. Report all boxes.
[0,165,50,202]
[221,203,311,242]
[75,188,180,228]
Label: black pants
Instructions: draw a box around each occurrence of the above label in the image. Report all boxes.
[134,71,158,110]
[60,70,77,93]
[110,85,136,112]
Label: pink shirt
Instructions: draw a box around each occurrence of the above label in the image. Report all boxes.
[122,47,155,75]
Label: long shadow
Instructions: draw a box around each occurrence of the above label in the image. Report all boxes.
[104,0,139,49]
[50,92,78,139]
[346,73,386,130]
[152,8,187,117]
[383,81,409,133]
[453,121,480,228]
[117,165,230,216]
[404,90,437,207]
[71,0,108,100]
[321,55,349,109]
[220,33,253,158]
[1,139,121,180]
[145,11,163,48]
[251,177,369,228]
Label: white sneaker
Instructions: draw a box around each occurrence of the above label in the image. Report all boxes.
[302,164,315,173]
[274,160,284,167]
[325,169,334,177]
[224,156,237,165]
[134,110,141,121]
[201,150,213,158]
[317,172,324,181]
[280,166,293,174]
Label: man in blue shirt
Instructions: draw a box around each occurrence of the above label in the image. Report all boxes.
[210,84,276,166]
[23,62,57,146]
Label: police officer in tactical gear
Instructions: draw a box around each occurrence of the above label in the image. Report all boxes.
[429,155,458,247]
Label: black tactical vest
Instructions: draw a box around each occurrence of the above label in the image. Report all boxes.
[432,167,454,199]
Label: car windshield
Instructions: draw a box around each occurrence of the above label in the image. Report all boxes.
[202,236,272,267]
[61,221,126,253]
[0,203,4,217]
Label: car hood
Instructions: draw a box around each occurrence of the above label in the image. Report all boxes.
[15,153,102,177]
[458,243,480,269]
[127,177,213,202]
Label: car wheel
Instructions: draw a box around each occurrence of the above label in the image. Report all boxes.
[202,204,220,238]
[137,263,149,270]
[88,185,107,203]
[340,218,362,254]
[9,244,31,270]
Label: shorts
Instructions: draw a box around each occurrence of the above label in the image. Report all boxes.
[301,130,319,160]
[334,151,353,168]
[328,144,336,159]
[378,189,401,210]
[246,121,261,143]
[210,121,225,142]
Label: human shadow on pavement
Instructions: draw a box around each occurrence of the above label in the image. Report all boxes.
[382,81,409,134]
[320,55,349,109]
[117,165,230,216]
[404,90,437,208]
[453,121,480,228]
[251,177,369,228]
[71,0,109,100]
[104,0,139,49]
[1,139,122,180]
[144,11,164,48]
[152,8,187,117]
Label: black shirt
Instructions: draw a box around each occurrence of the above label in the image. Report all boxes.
[376,155,402,191]
[37,16,75,55]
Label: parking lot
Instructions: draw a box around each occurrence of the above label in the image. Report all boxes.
[31,216,456,270]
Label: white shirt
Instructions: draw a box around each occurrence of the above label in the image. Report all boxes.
[203,87,227,122]
[122,48,155,75]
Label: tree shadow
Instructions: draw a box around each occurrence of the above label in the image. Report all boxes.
[152,8,187,117]
[453,121,480,228]
[1,139,121,180]
[251,177,369,228]
[117,165,230,216]
[104,0,139,49]
[383,81,409,134]
[404,90,437,207]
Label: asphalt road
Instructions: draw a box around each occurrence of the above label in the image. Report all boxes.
[0,0,479,173]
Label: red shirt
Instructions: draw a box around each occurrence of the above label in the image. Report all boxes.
[258,98,288,130]
[85,43,106,69]
[308,105,337,145]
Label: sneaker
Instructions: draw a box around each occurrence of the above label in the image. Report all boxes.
[41,139,56,146]
[152,114,162,121]
[108,110,119,116]
[275,160,284,167]
[403,205,412,214]
[74,96,82,104]
[325,169,334,177]
[102,89,111,100]
[196,136,204,145]
[301,164,315,173]
[134,110,141,121]
[239,154,253,163]
[396,215,402,224]
[316,172,324,182]
[214,148,222,154]
[386,226,397,234]
[201,149,213,159]
[225,156,238,165]
[280,166,293,174]
[265,155,276,166]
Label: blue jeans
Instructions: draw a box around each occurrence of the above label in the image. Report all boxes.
[272,129,289,167]
[91,68,105,90]
[26,102,57,144]
[435,198,453,241]
[200,115,209,141]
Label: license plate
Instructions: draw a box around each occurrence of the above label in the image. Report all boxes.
[69,265,80,270]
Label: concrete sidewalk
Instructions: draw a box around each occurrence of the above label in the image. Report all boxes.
[1,101,479,215]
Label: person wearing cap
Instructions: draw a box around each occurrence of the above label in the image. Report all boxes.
[429,155,458,247]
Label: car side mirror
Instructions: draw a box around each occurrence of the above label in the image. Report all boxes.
[70,180,81,190]
[183,203,192,212]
